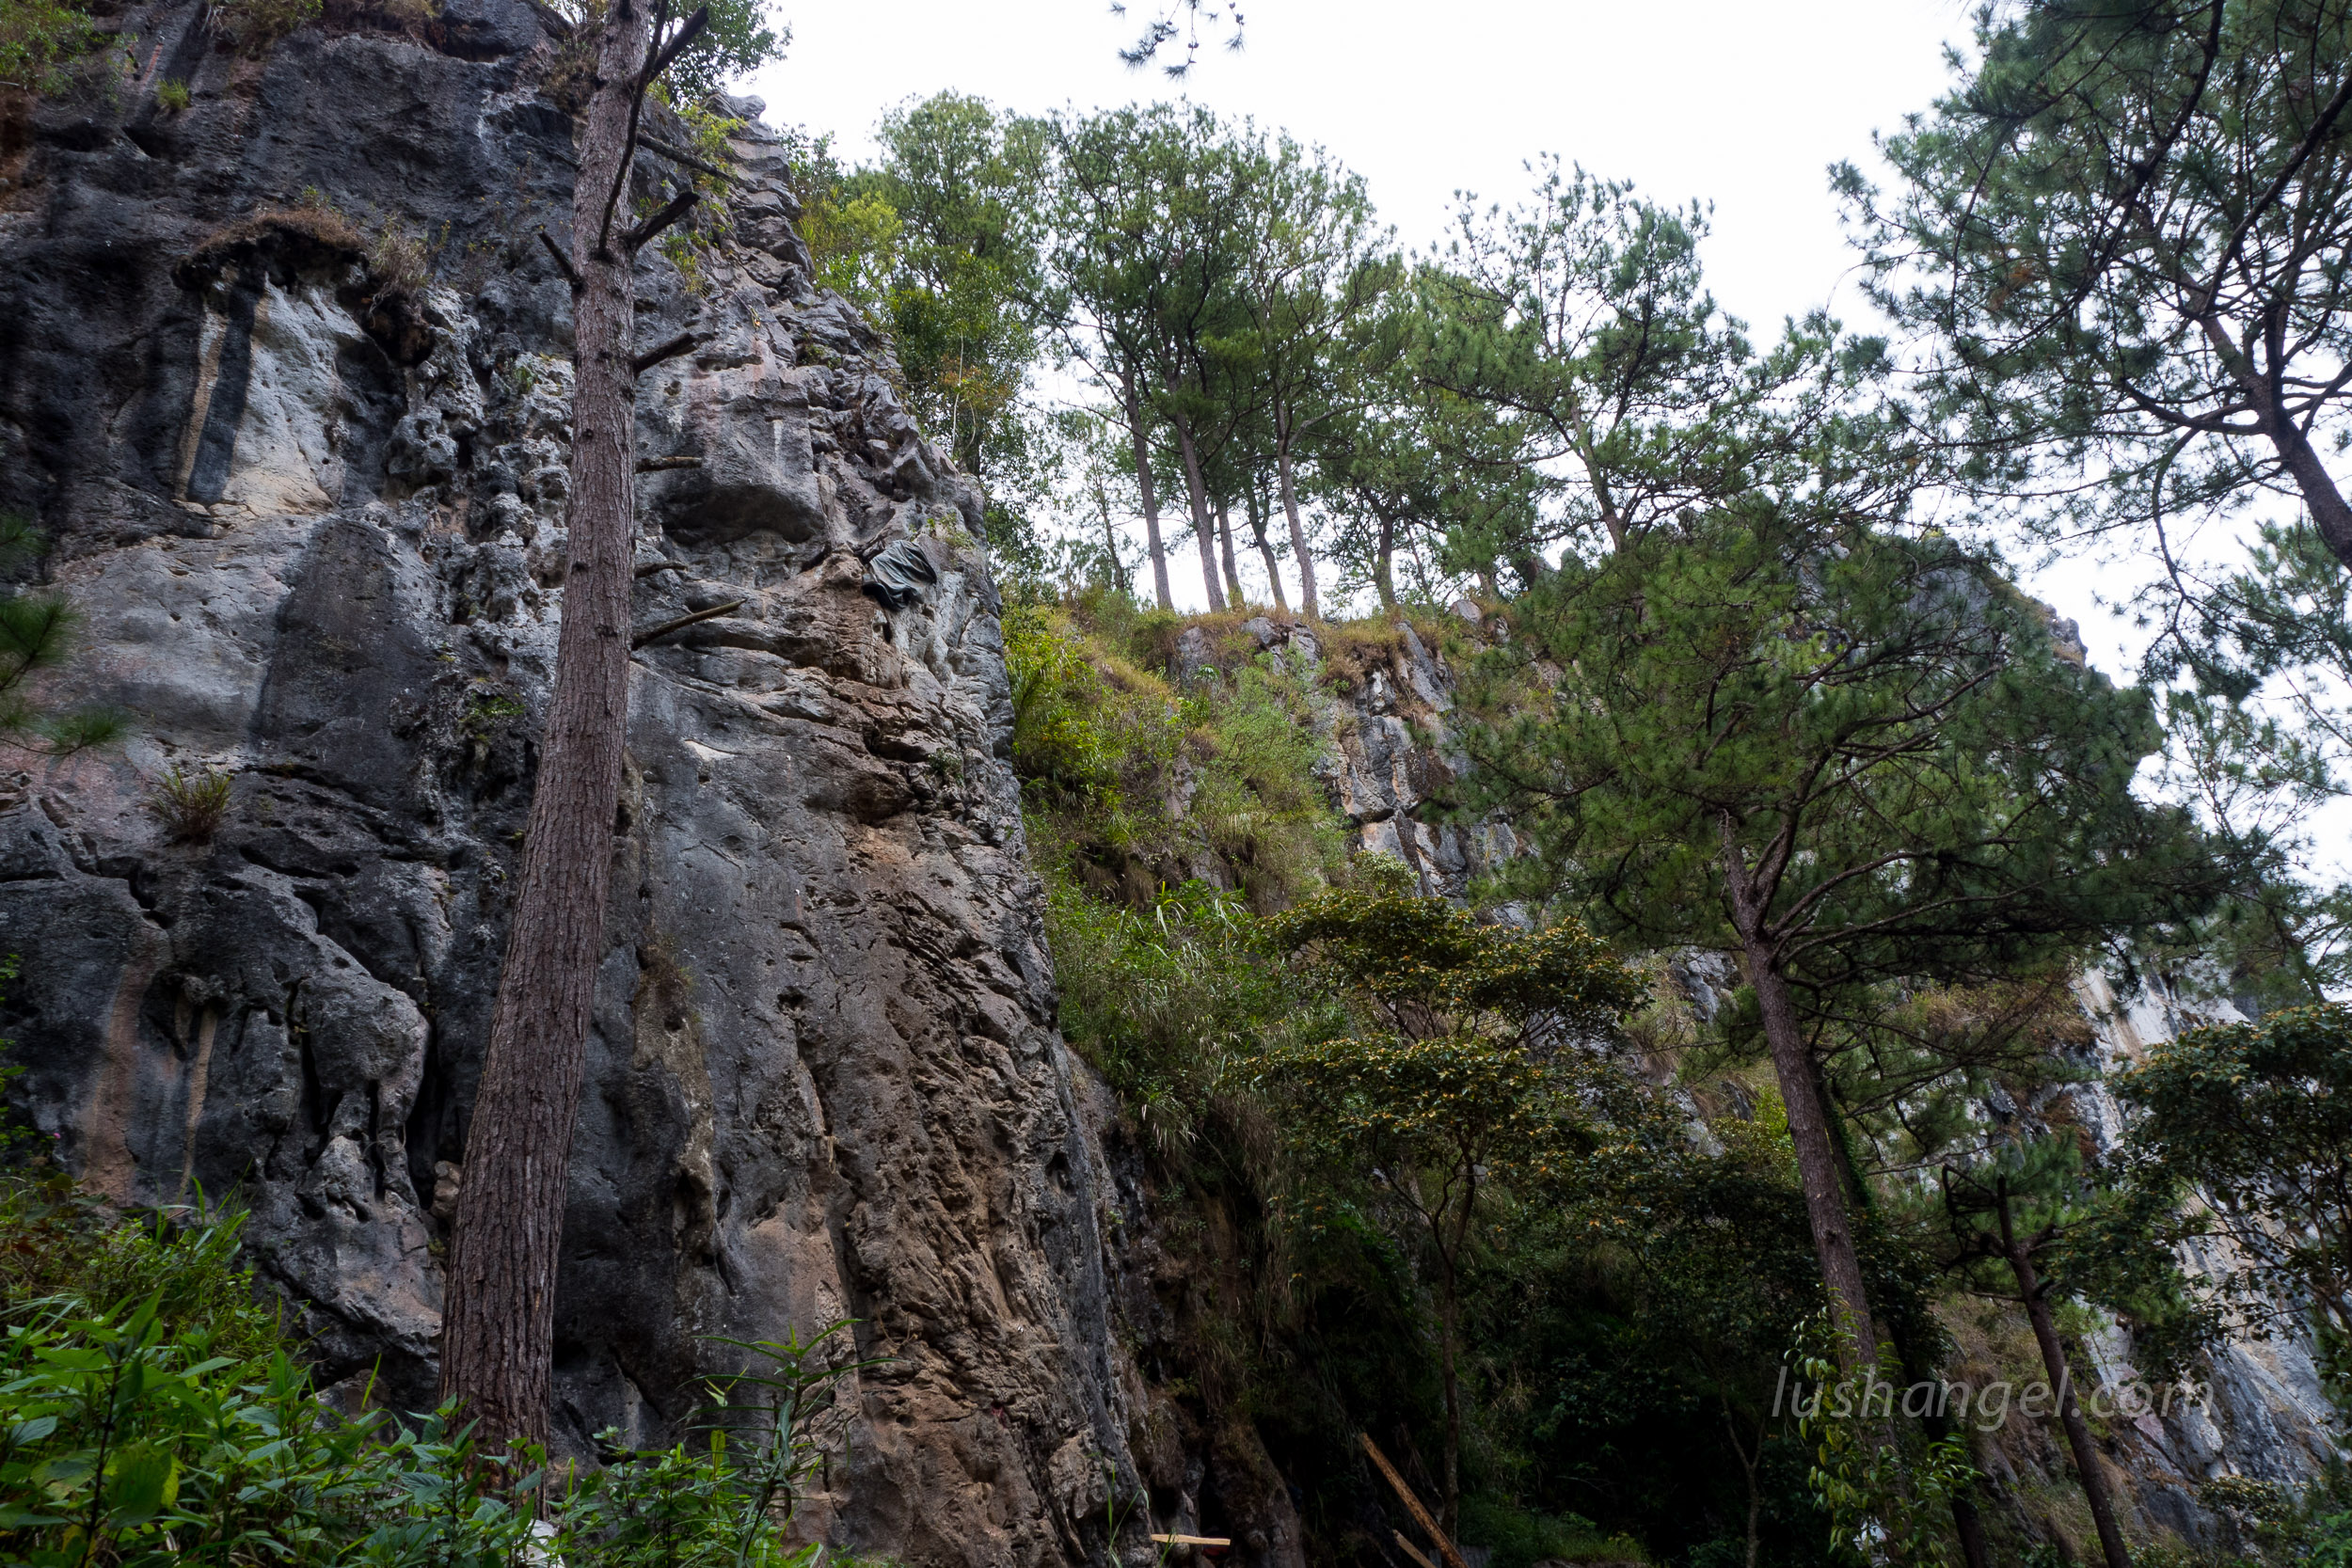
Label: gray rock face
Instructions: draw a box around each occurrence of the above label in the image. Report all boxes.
[0,12,1166,1566]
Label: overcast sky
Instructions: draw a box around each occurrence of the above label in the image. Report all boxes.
[736,1,2186,665]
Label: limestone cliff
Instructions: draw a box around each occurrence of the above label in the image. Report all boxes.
[0,10,1185,1565]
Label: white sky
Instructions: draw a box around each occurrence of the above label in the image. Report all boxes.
[738,0,2170,661]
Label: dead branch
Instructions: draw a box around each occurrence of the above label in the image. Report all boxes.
[639,135,728,182]
[631,598,743,649]
[536,229,582,292]
[639,5,709,89]
[632,331,705,376]
[623,190,698,254]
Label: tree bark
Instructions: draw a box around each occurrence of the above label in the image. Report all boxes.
[438,0,647,1461]
[1172,411,1228,612]
[1119,365,1172,610]
[1374,512,1396,610]
[1720,819,1878,1362]
[1246,487,1288,612]
[1215,497,1246,608]
[1719,1397,1762,1568]
[1436,1268,1461,1540]
[1276,441,1319,619]
[2002,1194,2134,1568]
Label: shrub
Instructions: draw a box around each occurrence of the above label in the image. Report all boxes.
[0,0,94,93]
[145,767,233,842]
[153,77,189,113]
[1009,599,1346,907]
[1043,876,1300,1149]
[0,1165,855,1567]
[210,0,324,55]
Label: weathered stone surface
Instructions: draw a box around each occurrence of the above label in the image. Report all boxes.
[0,12,1212,1567]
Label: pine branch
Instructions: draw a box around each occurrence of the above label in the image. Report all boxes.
[635,455,704,473]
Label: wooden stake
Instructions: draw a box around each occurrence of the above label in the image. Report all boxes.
[1393,1533,1438,1568]
[1151,1536,1232,1548]
[1358,1433,1469,1568]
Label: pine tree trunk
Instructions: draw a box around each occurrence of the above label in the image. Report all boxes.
[438,0,647,1460]
[1247,487,1288,612]
[1374,513,1396,611]
[1720,819,1877,1362]
[1750,954,1878,1358]
[1215,497,1245,607]
[2003,1198,2133,1568]
[1120,366,1172,610]
[1173,413,1228,612]
[1276,440,1318,618]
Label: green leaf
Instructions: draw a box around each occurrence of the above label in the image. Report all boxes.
[104,1445,179,1522]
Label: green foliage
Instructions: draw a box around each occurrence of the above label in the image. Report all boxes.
[1254,871,1645,1527]
[1262,877,1644,1038]
[1920,1132,2215,1385]
[2116,1002,2352,1404]
[1843,0,2352,558]
[663,0,785,101]
[1044,876,1292,1149]
[541,0,785,100]
[1787,1312,1976,1567]
[1005,596,1343,906]
[1471,503,2208,1035]
[153,78,189,113]
[0,1168,856,1566]
[1422,160,1848,566]
[1452,1497,1648,1567]
[0,0,94,92]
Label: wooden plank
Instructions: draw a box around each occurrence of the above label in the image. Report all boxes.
[1151,1536,1232,1548]
[1358,1433,1469,1568]
[1393,1531,1439,1568]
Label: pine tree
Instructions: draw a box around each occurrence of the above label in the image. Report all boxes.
[437,0,728,1460]
[1846,0,2352,569]
[1467,502,2213,1366]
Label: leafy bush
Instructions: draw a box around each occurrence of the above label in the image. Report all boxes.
[0,1169,853,1567]
[0,0,94,93]
[1007,596,1343,907]
[1044,876,1302,1149]
[1455,1497,1647,1567]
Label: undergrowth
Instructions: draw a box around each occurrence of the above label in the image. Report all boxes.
[0,1164,855,1566]
[1005,587,1347,911]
